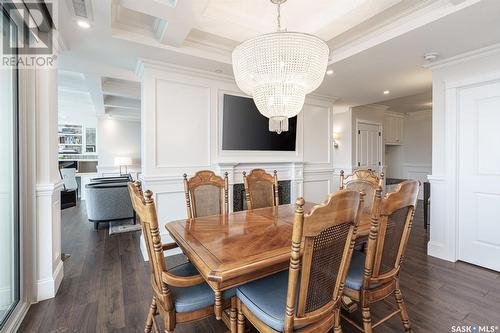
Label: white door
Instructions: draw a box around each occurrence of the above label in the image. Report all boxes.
[357,122,382,171]
[458,81,500,272]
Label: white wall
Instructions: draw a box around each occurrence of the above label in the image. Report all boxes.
[58,114,97,129]
[385,110,432,198]
[97,117,141,175]
[137,59,336,259]
[427,44,500,262]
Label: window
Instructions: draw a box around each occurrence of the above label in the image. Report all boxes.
[0,4,20,329]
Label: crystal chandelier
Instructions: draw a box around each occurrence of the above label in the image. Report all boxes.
[232,0,330,134]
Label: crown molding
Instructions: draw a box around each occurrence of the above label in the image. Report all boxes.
[406,109,432,116]
[384,110,406,117]
[307,92,338,104]
[96,114,140,122]
[136,58,235,83]
[424,42,500,70]
[363,104,390,111]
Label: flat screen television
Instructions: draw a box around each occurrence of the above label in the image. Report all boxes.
[222,94,297,151]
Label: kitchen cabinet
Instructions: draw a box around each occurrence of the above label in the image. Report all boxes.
[384,112,404,145]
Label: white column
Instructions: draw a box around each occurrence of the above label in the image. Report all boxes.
[33,41,64,301]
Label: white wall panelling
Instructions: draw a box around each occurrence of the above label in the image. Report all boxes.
[136,59,336,260]
[427,44,500,264]
[33,63,65,302]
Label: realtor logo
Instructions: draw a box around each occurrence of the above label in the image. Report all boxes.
[1,1,56,67]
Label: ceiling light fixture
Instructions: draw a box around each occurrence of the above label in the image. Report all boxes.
[77,20,91,29]
[232,0,329,134]
[423,52,439,62]
[383,90,390,95]
[326,69,334,75]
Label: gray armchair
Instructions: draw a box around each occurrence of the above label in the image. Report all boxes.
[85,182,135,230]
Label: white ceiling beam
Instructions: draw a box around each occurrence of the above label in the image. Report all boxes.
[101,80,141,99]
[84,74,106,115]
[155,17,192,47]
[118,0,176,21]
[328,0,481,64]
[118,0,208,47]
[103,95,141,109]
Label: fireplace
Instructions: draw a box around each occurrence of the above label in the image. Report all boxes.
[233,180,291,212]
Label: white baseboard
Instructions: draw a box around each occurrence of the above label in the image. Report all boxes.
[35,259,64,302]
[140,233,182,261]
[427,240,456,262]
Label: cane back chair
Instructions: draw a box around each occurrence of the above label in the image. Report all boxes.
[233,189,366,333]
[341,180,419,333]
[340,169,384,214]
[243,169,279,210]
[128,181,234,333]
[183,170,229,219]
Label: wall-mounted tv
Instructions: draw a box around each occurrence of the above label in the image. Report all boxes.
[222,94,297,151]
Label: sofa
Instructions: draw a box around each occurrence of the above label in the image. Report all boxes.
[85,177,135,230]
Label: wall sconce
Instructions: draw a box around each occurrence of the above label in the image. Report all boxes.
[333,132,340,149]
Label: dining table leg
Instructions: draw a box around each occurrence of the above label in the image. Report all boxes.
[215,290,222,320]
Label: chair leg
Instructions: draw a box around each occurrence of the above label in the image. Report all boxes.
[230,297,237,333]
[333,309,343,333]
[395,288,412,332]
[145,297,157,333]
[361,305,373,333]
[237,298,245,333]
[164,311,175,333]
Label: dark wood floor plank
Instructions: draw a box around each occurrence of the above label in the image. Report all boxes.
[18,201,500,333]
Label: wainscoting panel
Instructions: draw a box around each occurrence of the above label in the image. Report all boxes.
[404,164,431,200]
[303,179,331,204]
[155,79,211,169]
[303,103,331,165]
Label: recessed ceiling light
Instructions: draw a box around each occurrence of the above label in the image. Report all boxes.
[383,90,390,95]
[326,69,334,75]
[214,69,223,74]
[77,20,91,29]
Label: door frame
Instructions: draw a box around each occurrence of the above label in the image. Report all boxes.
[456,78,500,266]
[355,119,383,172]
[427,69,500,263]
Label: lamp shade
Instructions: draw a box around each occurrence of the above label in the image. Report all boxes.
[114,157,132,166]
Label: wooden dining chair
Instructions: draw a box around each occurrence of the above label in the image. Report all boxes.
[183,170,229,218]
[127,181,235,333]
[340,169,384,214]
[232,189,365,333]
[341,180,419,333]
[243,169,279,210]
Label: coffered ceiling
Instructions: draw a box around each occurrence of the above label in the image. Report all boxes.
[58,0,500,111]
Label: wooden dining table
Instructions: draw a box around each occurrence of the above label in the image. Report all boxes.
[165,202,372,323]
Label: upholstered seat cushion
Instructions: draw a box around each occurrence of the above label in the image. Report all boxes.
[345,251,381,290]
[237,270,302,332]
[168,261,235,313]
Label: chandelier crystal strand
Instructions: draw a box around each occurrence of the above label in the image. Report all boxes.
[232,0,329,133]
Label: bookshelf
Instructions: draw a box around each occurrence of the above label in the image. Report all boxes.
[58,124,98,160]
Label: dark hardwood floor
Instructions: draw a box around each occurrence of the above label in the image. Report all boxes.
[19,201,500,332]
